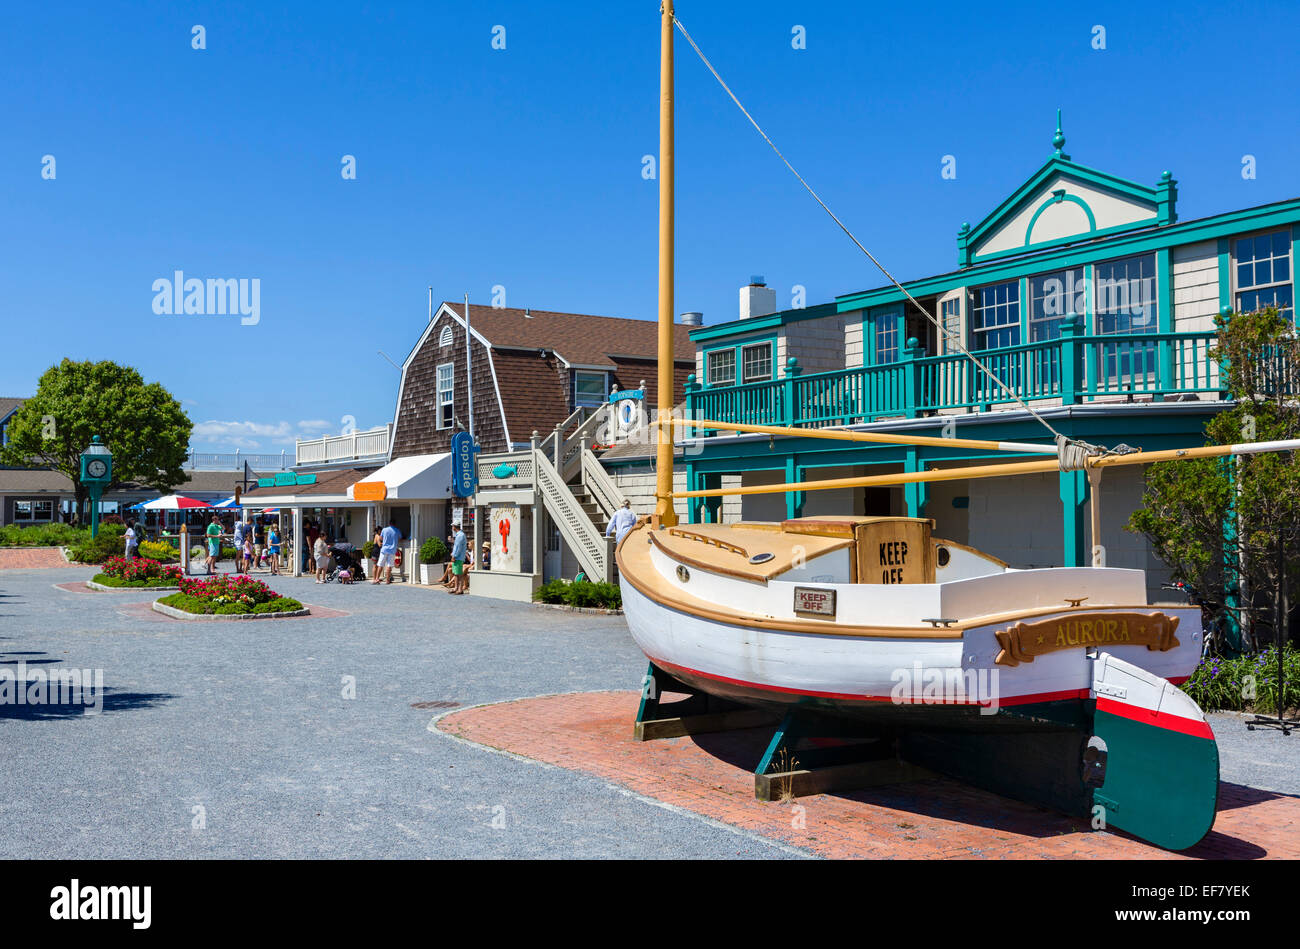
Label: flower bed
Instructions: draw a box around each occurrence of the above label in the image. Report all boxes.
[157,574,303,615]
[94,556,184,588]
[1180,645,1300,715]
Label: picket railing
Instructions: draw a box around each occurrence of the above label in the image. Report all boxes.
[684,325,1225,430]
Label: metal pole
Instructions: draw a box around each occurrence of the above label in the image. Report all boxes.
[466,292,474,439]
[653,0,678,528]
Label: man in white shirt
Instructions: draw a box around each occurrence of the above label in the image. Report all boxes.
[606,500,638,546]
[124,521,139,560]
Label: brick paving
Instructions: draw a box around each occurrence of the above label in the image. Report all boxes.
[0,547,68,569]
[437,690,1300,859]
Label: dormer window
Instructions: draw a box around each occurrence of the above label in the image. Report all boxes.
[574,371,609,407]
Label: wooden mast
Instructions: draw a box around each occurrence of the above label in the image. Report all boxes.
[653,0,679,528]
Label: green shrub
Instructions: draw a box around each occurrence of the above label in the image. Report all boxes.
[1180,644,1300,714]
[420,536,449,564]
[137,540,179,562]
[67,524,127,564]
[253,597,303,614]
[533,578,569,605]
[0,523,89,547]
[531,578,621,610]
[362,540,378,559]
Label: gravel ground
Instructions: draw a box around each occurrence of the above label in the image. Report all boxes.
[0,566,803,859]
[0,566,1294,859]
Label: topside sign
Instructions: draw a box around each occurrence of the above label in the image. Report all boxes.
[451,432,479,497]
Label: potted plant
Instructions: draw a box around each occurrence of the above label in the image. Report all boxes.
[419,536,448,585]
[363,539,379,575]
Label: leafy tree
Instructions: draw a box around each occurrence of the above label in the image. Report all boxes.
[0,360,192,521]
[1128,306,1300,653]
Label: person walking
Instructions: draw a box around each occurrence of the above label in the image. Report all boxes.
[307,519,321,574]
[231,518,248,575]
[268,523,282,575]
[449,524,468,594]
[204,514,222,575]
[252,520,265,571]
[123,520,139,561]
[606,499,638,546]
[313,532,330,583]
[373,519,400,585]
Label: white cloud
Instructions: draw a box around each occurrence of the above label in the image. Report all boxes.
[190,418,359,452]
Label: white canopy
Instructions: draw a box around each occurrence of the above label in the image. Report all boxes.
[347,453,452,501]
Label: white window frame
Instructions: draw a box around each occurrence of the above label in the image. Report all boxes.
[573,370,609,407]
[436,362,455,430]
[706,349,736,387]
[1233,229,1293,320]
[937,289,965,355]
[740,342,773,383]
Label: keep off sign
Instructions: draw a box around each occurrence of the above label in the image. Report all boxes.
[793,587,836,618]
[451,431,478,497]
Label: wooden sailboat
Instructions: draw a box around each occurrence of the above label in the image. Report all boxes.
[617,1,1298,851]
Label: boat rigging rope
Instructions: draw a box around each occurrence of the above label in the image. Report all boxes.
[671,13,1104,466]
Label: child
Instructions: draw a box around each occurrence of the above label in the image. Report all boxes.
[268,526,281,576]
[242,535,254,573]
[338,566,353,584]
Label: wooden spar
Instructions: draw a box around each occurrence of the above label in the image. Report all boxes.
[652,0,679,528]
[665,417,1058,454]
[672,438,1300,499]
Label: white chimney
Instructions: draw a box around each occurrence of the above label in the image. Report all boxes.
[739,276,776,320]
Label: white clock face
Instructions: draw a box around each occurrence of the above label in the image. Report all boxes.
[87,460,107,478]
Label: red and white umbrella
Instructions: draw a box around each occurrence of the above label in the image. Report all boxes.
[129,494,215,511]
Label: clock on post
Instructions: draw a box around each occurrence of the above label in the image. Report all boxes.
[79,436,114,539]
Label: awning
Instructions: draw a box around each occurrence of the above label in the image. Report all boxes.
[348,453,452,501]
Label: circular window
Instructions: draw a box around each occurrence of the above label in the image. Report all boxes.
[936,546,951,567]
[676,565,690,582]
[748,552,775,565]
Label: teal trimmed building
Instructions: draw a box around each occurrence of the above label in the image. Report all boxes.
[636,127,1297,596]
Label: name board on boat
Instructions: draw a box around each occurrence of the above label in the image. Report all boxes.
[994,611,1181,667]
[793,586,836,618]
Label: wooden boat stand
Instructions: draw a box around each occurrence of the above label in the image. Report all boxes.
[633,663,933,800]
[754,709,934,802]
[633,663,778,741]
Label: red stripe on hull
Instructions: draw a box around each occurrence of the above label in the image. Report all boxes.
[1095,695,1215,740]
[647,653,1092,708]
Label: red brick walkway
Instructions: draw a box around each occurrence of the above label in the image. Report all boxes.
[0,547,68,569]
[437,691,1300,859]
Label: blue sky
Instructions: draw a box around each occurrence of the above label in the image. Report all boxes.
[3,0,1298,452]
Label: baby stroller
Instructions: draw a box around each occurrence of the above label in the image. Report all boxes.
[326,543,365,583]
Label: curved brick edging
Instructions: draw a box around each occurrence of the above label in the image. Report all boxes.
[151,600,311,620]
[86,580,180,593]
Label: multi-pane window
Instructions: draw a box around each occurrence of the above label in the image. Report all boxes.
[573,371,608,407]
[436,363,454,429]
[939,295,962,354]
[705,349,736,386]
[875,313,899,364]
[1235,230,1293,320]
[972,281,1020,349]
[1094,254,1157,334]
[1029,268,1084,341]
[14,500,53,522]
[741,342,773,382]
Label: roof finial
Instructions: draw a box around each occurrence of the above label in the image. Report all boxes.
[1052,109,1066,157]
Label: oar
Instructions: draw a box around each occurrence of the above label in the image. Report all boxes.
[672,438,1300,499]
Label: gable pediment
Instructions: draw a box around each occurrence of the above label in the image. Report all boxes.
[958,157,1176,266]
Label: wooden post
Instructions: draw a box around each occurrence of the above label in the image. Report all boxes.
[901,337,923,418]
[781,357,801,427]
[1060,312,1083,405]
